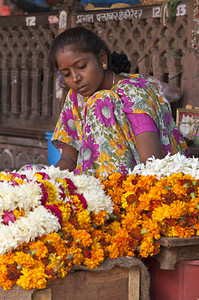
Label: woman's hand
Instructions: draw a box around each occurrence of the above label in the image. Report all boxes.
[56,143,78,171]
[135,131,164,164]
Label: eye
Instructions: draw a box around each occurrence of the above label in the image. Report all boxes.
[78,63,87,70]
[62,72,70,78]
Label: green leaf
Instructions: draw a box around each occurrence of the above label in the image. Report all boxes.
[164,186,171,190]
[31,249,38,256]
[108,213,117,220]
[190,192,196,199]
[141,228,147,235]
[58,231,63,237]
[17,264,22,270]
[66,254,72,260]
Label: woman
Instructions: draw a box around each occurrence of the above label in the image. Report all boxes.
[50,26,188,180]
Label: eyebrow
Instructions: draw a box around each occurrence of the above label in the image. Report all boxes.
[59,58,87,72]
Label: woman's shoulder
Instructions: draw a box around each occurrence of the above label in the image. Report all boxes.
[114,73,149,91]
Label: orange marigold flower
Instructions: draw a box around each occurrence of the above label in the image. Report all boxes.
[73,230,92,248]
[29,240,48,259]
[84,246,104,268]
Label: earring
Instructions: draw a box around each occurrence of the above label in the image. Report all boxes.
[103,63,107,70]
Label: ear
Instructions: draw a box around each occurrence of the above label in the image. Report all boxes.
[99,49,108,66]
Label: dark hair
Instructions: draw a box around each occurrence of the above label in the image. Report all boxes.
[50,26,131,74]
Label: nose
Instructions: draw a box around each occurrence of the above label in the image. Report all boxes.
[72,72,81,83]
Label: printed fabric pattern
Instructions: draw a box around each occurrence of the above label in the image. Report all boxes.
[52,73,188,180]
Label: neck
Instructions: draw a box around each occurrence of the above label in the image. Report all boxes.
[99,70,115,90]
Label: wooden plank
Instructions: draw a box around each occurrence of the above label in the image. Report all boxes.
[128,266,140,300]
[159,236,199,248]
[32,288,52,300]
[48,267,130,300]
[0,13,58,27]
[155,244,199,270]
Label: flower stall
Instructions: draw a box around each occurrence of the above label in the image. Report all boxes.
[0,154,199,299]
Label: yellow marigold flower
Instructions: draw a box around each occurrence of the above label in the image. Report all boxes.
[16,266,48,290]
[136,192,152,212]
[57,201,71,223]
[194,223,199,235]
[165,225,178,237]
[107,243,119,259]
[121,191,135,209]
[43,232,62,249]
[173,225,195,238]
[44,181,58,204]
[92,210,107,226]
[102,173,126,206]
[77,209,91,228]
[14,252,36,269]
[55,178,70,197]
[152,204,170,222]
[110,228,131,256]
[57,264,68,278]
[141,218,161,241]
[171,184,187,197]
[67,246,84,266]
[62,221,76,235]
[140,238,155,258]
[122,208,140,231]
[122,174,137,190]
[108,221,121,235]
[169,200,187,219]
[0,173,12,181]
[55,243,67,258]
[13,208,25,220]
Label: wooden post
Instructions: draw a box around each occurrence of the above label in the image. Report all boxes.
[128,266,140,300]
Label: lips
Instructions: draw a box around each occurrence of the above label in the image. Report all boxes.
[77,85,89,94]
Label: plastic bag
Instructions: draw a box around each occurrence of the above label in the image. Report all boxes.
[146,76,181,104]
[80,0,141,6]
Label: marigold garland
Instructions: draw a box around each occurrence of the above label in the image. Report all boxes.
[0,157,199,291]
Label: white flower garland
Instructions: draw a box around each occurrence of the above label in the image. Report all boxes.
[19,166,114,214]
[0,181,42,220]
[131,153,199,179]
[0,206,60,254]
[0,167,114,254]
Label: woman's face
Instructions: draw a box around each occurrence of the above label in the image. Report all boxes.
[56,45,106,97]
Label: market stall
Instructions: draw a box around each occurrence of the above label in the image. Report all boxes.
[0,154,199,299]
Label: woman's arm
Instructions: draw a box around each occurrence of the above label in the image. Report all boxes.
[135,131,164,164]
[56,143,78,171]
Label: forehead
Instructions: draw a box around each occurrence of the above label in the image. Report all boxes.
[56,45,95,68]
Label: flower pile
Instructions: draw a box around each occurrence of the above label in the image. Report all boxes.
[0,154,199,291]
